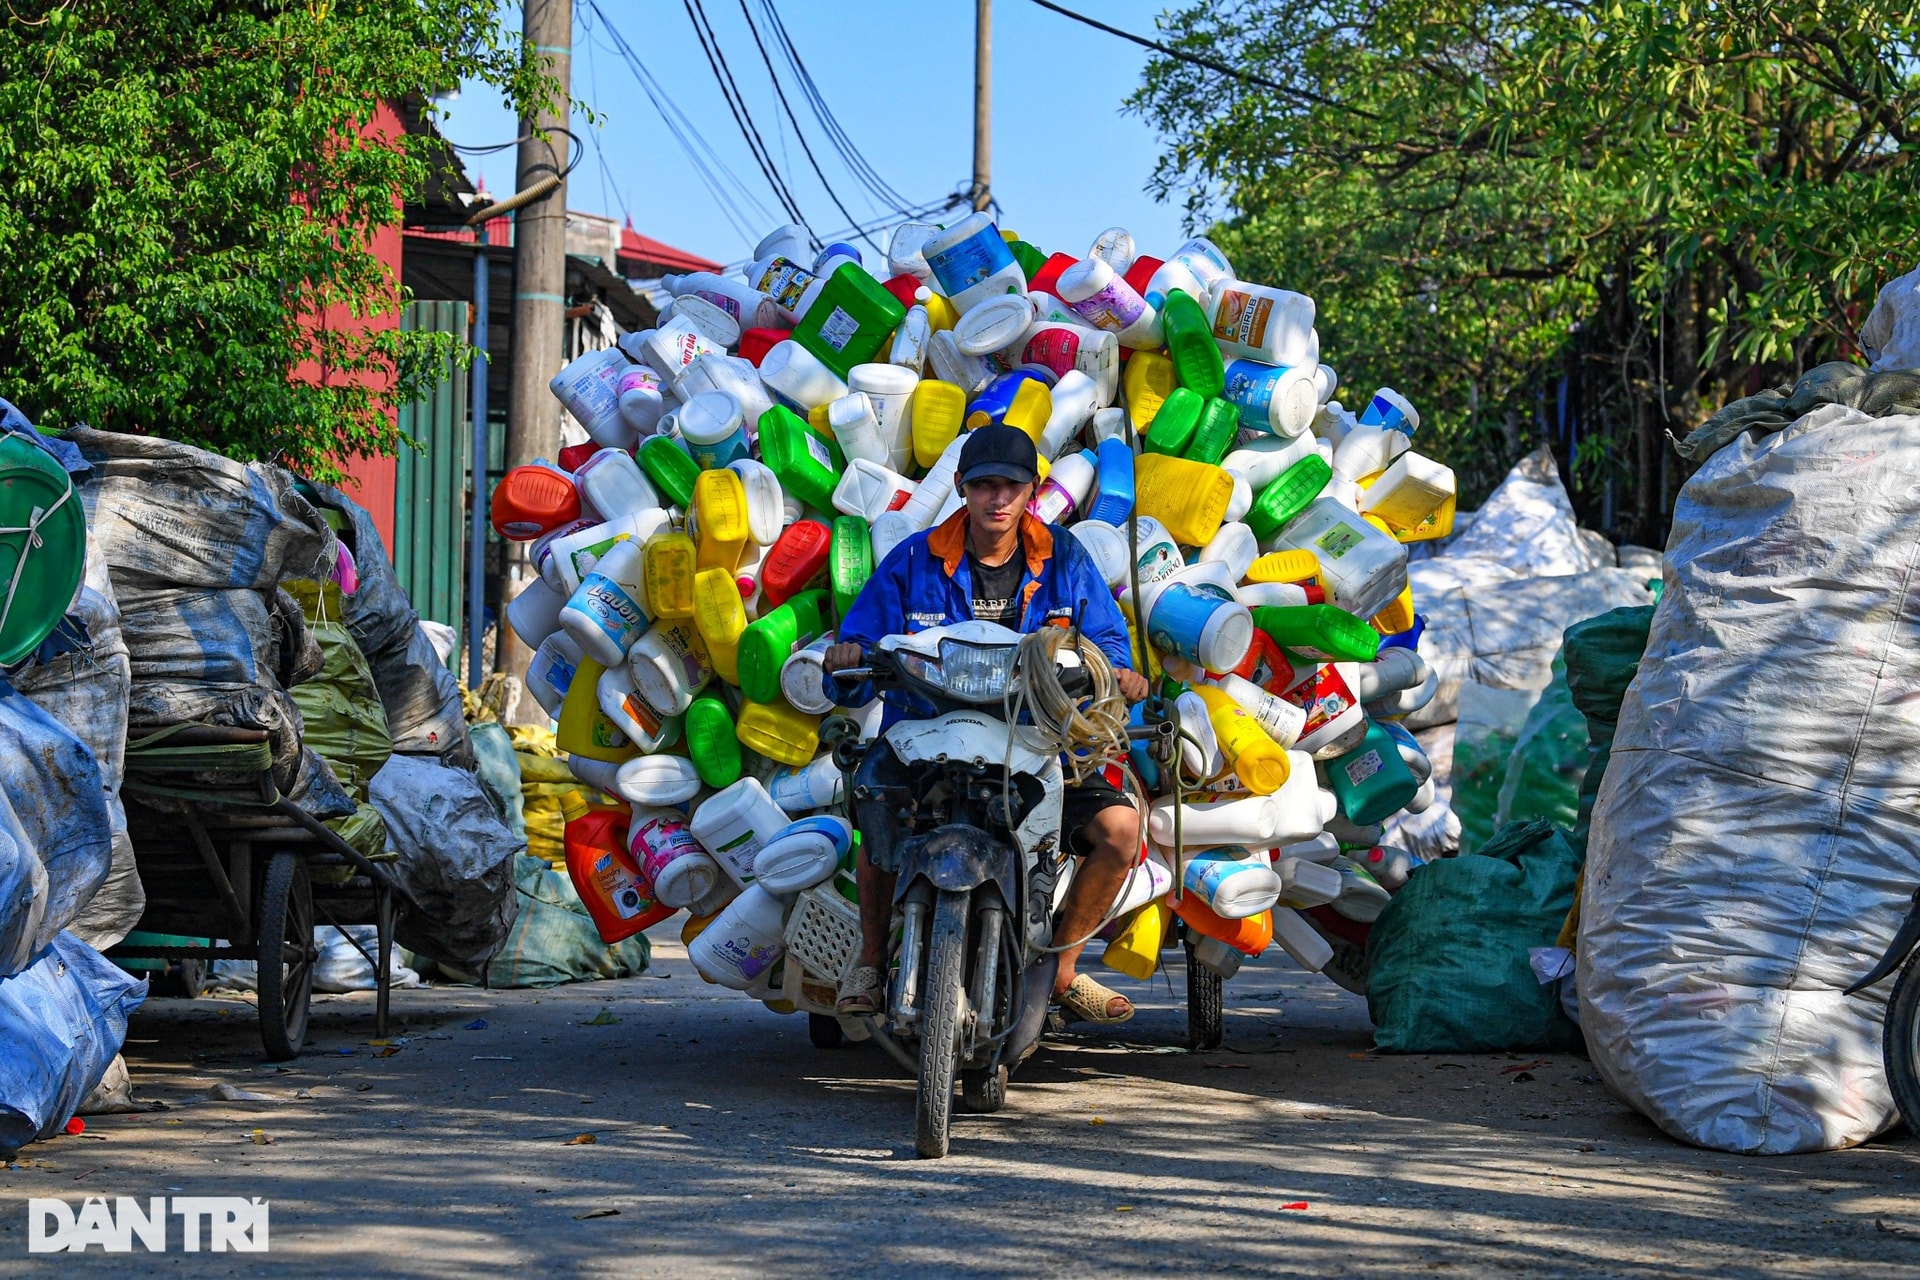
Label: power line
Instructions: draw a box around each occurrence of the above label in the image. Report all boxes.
[1021,0,1366,115]
[682,0,808,229]
[583,0,773,242]
[735,0,883,255]
[758,0,915,212]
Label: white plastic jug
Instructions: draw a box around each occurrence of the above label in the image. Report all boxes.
[921,212,1028,314]
[1354,845,1422,891]
[897,435,965,530]
[1221,432,1322,492]
[1279,831,1341,864]
[661,271,780,331]
[1237,581,1313,608]
[746,255,827,324]
[1270,749,1335,841]
[767,752,843,811]
[1266,497,1408,621]
[752,815,853,896]
[678,391,750,471]
[1174,688,1224,779]
[1183,846,1283,919]
[780,634,838,716]
[549,346,632,448]
[1028,449,1095,524]
[635,316,725,385]
[1270,905,1334,972]
[889,304,933,373]
[832,458,917,523]
[1198,522,1259,584]
[1145,237,1236,305]
[567,754,624,795]
[1275,856,1342,908]
[615,753,703,807]
[543,509,674,595]
[559,539,649,667]
[630,806,719,910]
[1068,520,1131,589]
[629,619,713,715]
[688,883,788,989]
[1088,226,1137,274]
[1055,257,1162,349]
[1328,857,1392,923]
[869,509,917,563]
[725,459,786,546]
[1039,370,1099,458]
[574,448,660,522]
[954,293,1036,356]
[678,354,774,435]
[927,330,994,395]
[1108,854,1174,920]
[827,391,890,468]
[758,340,848,411]
[1223,358,1319,438]
[846,363,920,474]
[596,662,678,753]
[665,293,742,349]
[526,631,585,718]
[617,366,667,435]
[506,575,565,650]
[1207,280,1317,366]
[887,221,940,282]
[690,776,792,886]
[1147,791,1288,850]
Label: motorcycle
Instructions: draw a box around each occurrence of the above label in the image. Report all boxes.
[827,619,1163,1158]
[1845,886,1920,1129]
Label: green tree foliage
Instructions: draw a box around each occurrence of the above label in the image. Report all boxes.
[1131,2,1920,539]
[0,2,554,477]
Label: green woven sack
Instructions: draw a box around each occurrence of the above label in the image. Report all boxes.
[1366,818,1583,1053]
[1493,657,1588,834]
[439,856,650,989]
[1561,605,1655,860]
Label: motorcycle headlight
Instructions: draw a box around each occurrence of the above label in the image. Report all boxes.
[896,639,1020,703]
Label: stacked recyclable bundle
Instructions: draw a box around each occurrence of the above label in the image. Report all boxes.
[499,216,1460,1014]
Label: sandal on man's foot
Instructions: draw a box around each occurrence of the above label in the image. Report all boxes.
[836,964,882,1016]
[1053,973,1134,1025]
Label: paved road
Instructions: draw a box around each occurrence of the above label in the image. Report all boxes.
[7,926,1918,1277]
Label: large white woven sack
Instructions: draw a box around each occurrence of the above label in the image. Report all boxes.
[1581,402,1920,1154]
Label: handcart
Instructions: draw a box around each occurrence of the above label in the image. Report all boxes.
[112,723,413,1060]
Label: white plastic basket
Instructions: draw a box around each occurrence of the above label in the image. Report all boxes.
[783,882,862,989]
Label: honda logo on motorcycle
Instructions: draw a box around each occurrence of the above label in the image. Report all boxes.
[26,1196,269,1253]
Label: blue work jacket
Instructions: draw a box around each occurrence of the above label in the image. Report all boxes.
[827,507,1133,724]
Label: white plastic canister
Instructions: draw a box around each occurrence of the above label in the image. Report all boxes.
[690,777,792,887]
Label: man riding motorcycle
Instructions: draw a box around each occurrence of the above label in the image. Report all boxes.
[823,423,1151,1025]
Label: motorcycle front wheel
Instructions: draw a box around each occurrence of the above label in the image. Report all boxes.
[916,889,970,1159]
[1884,957,1920,1132]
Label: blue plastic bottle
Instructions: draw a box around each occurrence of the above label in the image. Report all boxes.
[1085,436,1136,524]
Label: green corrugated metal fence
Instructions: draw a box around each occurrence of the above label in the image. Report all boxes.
[394,300,469,650]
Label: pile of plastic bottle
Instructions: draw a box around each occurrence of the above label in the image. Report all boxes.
[494,212,1451,1013]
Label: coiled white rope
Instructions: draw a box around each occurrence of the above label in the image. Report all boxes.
[1004,625,1129,784]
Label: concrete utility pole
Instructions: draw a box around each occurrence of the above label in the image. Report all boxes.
[501,0,571,718]
[972,0,991,212]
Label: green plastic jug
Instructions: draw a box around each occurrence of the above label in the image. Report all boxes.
[638,435,700,510]
[830,517,873,622]
[757,405,844,514]
[1245,453,1333,541]
[792,264,908,380]
[1159,288,1226,399]
[736,589,829,706]
[1143,387,1204,456]
[685,693,743,789]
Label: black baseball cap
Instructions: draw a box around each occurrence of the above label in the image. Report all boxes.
[956,423,1038,488]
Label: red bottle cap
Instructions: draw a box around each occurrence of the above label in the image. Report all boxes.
[1027,252,1080,299]
[557,441,599,473]
[880,273,923,311]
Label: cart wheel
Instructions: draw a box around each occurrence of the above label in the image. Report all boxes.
[808,1013,845,1049]
[256,852,314,1061]
[1186,940,1223,1052]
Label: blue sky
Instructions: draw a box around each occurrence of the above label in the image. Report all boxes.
[439,1,1200,270]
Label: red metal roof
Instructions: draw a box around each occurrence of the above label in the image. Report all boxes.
[619,218,722,276]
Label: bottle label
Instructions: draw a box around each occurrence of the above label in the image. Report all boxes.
[925,228,1015,295]
[815,306,860,351]
[560,359,623,425]
[754,259,817,311]
[1023,327,1082,376]
[633,815,703,882]
[690,289,743,320]
[592,853,653,920]
[1187,851,1263,904]
[620,692,664,739]
[1027,478,1076,524]
[801,429,834,472]
[1287,665,1357,740]
[1314,523,1366,560]
[576,573,649,645]
[1212,289,1273,348]
[542,651,577,699]
[1069,281,1147,333]
[619,367,662,396]
[713,829,765,882]
[716,930,781,981]
[1223,359,1286,430]
[1343,749,1385,787]
[659,624,712,685]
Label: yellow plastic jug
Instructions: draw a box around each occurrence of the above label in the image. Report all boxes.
[912,380,967,468]
[807,402,834,437]
[1245,549,1321,585]
[557,656,641,764]
[643,530,698,620]
[692,469,750,572]
[1102,899,1172,981]
[1134,453,1235,547]
[921,291,959,332]
[692,566,747,685]
[734,698,823,767]
[1123,350,1177,434]
[1190,684,1290,795]
[1001,380,1054,447]
[1370,581,1417,635]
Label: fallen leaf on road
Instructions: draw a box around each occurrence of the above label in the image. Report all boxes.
[1499,1060,1546,1075]
[375,1047,401,1058]
[248,1130,272,1146]
[563,1133,597,1146]
[585,1008,619,1026]
[1115,1206,1133,1212]
[574,1208,619,1220]
[1089,1117,1105,1126]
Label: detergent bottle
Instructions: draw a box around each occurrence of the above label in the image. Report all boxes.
[735,698,822,767]
[615,753,703,808]
[691,467,751,572]
[549,346,633,447]
[1038,370,1100,457]
[690,776,792,887]
[641,530,698,622]
[1245,453,1334,541]
[678,354,773,434]
[1212,673,1308,750]
[1198,521,1258,583]
[628,619,714,715]
[1357,452,1456,534]
[890,304,933,372]
[525,631,584,718]
[780,635,838,716]
[542,508,674,597]
[1055,257,1162,348]
[922,213,1029,313]
[1252,603,1382,664]
[1173,894,1273,958]
[1145,237,1236,305]
[1184,397,1242,467]
[1015,323,1120,408]
[927,330,994,396]
[556,656,638,764]
[558,538,650,667]
[596,662,682,753]
[1246,548,1321,586]
[756,405,843,513]
[826,391,890,468]
[1222,358,1319,438]
[737,589,828,705]
[562,795,671,943]
[1143,386,1204,456]
[1269,906,1335,972]
[679,392,750,472]
[687,883,788,990]
[1188,685,1290,794]
[758,340,849,412]
[507,576,565,650]
[684,693,743,789]
[1084,436,1135,525]
[1207,280,1317,366]
[636,435,700,511]
[691,566,747,685]
[954,292,1036,355]
[1101,900,1173,981]
[1183,847,1284,920]
[767,751,843,812]
[1221,431,1321,492]
[759,518,832,608]
[1266,497,1409,621]
[617,366,667,435]
[1123,350,1178,434]
[492,464,582,540]
[792,264,908,378]
[899,435,965,529]
[911,380,967,467]
[1324,719,1421,824]
[832,458,917,523]
[660,270,780,331]
[724,458,786,547]
[1027,450,1095,524]
[630,805,721,911]
[1158,288,1226,399]
[830,516,873,621]
[574,448,660,522]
